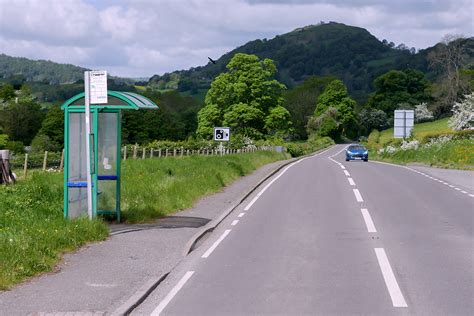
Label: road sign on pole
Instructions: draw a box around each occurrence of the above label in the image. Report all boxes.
[214,127,230,141]
[394,110,414,138]
[84,70,108,219]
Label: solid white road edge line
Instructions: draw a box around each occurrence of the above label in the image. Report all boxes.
[353,189,364,202]
[201,229,231,258]
[361,208,377,232]
[374,248,408,308]
[244,146,333,211]
[348,178,356,186]
[151,271,195,316]
[231,220,239,226]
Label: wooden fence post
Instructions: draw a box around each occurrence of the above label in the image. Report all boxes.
[133,145,138,159]
[142,148,146,159]
[59,149,64,170]
[43,151,48,171]
[181,147,184,157]
[165,148,168,157]
[123,146,127,160]
[23,153,28,178]
[173,148,177,156]
[150,149,154,158]
[159,148,162,158]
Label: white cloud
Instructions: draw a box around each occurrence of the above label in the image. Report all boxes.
[0,0,472,77]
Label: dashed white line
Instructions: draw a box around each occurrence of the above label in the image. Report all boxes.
[374,248,408,308]
[231,220,239,226]
[344,170,350,176]
[238,213,245,218]
[470,194,474,198]
[449,185,455,188]
[151,271,195,316]
[202,229,231,258]
[455,188,461,191]
[348,178,356,186]
[353,189,364,202]
[461,191,467,194]
[340,165,346,169]
[361,209,377,233]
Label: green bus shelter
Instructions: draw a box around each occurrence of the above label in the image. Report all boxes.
[62,91,158,221]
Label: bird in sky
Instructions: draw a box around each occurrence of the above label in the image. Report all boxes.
[208,57,216,64]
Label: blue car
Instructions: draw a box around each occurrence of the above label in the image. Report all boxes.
[345,144,368,162]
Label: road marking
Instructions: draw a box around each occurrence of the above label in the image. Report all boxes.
[340,165,346,169]
[470,194,474,198]
[344,170,350,176]
[353,189,364,202]
[455,187,461,191]
[361,209,377,232]
[449,185,455,188]
[238,213,245,218]
[244,147,333,211]
[348,178,356,186]
[461,191,467,194]
[151,271,195,316]
[374,248,408,308]
[231,220,239,226]
[202,229,231,258]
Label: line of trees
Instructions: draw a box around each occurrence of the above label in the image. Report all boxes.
[0,36,472,154]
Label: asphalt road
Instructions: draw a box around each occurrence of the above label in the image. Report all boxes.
[134,145,474,316]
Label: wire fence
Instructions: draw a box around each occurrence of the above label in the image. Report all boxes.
[8,144,284,178]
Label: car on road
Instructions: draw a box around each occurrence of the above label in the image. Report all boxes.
[345,144,368,162]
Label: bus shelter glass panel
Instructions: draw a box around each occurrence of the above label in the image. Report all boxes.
[97,112,118,213]
[67,113,91,218]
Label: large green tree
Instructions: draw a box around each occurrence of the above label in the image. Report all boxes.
[197,53,287,139]
[284,76,336,139]
[367,69,431,113]
[0,87,44,145]
[306,79,357,139]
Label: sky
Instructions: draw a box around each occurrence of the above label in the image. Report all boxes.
[0,0,472,78]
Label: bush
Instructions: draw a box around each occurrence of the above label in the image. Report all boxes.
[5,141,25,154]
[286,136,334,157]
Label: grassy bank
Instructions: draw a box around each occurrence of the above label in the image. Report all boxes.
[0,151,290,289]
[366,118,474,169]
[121,151,290,222]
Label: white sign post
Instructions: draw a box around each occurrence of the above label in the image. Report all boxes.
[214,127,230,156]
[84,70,107,219]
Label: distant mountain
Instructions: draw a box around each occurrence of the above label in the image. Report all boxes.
[0,54,88,84]
[148,22,472,103]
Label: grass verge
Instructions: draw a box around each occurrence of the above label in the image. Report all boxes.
[0,151,290,289]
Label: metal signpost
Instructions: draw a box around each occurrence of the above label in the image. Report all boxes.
[394,110,414,139]
[84,70,108,219]
[214,127,230,155]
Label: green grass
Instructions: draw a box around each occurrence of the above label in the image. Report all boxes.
[0,172,109,290]
[372,139,474,170]
[378,118,452,147]
[121,151,290,222]
[0,151,290,289]
[366,118,473,169]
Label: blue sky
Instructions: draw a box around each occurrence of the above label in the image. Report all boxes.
[0,0,472,78]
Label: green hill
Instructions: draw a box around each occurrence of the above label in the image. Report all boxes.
[149,22,437,103]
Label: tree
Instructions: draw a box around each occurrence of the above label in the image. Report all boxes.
[0,84,15,101]
[367,69,431,113]
[358,108,389,134]
[264,105,294,138]
[307,79,357,139]
[428,35,470,114]
[223,103,265,139]
[196,104,222,139]
[197,53,287,139]
[414,102,434,123]
[0,87,44,145]
[284,76,336,139]
[448,93,474,130]
[39,104,64,146]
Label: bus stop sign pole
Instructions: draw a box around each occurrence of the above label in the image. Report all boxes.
[84,71,93,219]
[84,70,108,219]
